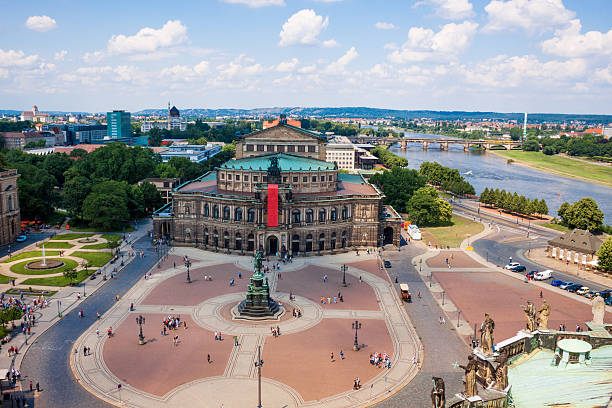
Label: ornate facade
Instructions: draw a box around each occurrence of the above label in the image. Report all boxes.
[153,121,401,255]
[0,169,21,245]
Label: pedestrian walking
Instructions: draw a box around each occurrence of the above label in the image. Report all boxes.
[539,290,543,298]
[234,336,239,346]
[36,382,40,392]
[331,352,334,362]
[340,350,344,360]
[29,381,32,391]
[207,354,211,363]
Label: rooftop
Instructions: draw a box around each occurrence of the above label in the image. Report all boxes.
[221,153,336,172]
[548,229,603,254]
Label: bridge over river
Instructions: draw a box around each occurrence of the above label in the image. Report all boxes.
[348,136,522,151]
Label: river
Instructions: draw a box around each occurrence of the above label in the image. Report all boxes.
[389,132,612,224]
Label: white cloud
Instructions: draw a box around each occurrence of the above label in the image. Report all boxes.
[541,19,612,57]
[54,50,68,61]
[484,0,574,32]
[325,47,358,74]
[216,55,265,80]
[194,61,211,75]
[25,15,57,32]
[161,60,210,81]
[375,22,397,30]
[421,0,474,20]
[322,39,339,48]
[222,0,285,6]
[388,21,478,63]
[107,20,188,55]
[279,9,331,47]
[276,58,299,72]
[461,54,587,87]
[594,66,612,84]
[0,49,39,67]
[298,64,317,74]
[0,68,8,79]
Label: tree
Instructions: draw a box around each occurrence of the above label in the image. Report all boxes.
[509,128,522,141]
[406,186,450,226]
[138,181,163,213]
[63,268,78,286]
[560,198,604,231]
[596,237,612,272]
[43,153,73,187]
[369,167,426,212]
[537,199,549,217]
[522,139,540,151]
[82,181,131,230]
[63,176,92,221]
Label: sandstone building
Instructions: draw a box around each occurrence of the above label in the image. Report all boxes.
[0,169,21,245]
[153,118,401,255]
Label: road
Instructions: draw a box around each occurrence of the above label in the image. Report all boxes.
[0,230,56,258]
[374,245,469,407]
[453,199,610,292]
[19,234,159,408]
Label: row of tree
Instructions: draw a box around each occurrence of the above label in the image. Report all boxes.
[479,188,549,217]
[418,162,475,196]
[371,146,408,168]
[143,119,258,146]
[557,198,604,232]
[4,141,236,230]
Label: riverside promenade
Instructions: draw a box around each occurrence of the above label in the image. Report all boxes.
[71,249,422,408]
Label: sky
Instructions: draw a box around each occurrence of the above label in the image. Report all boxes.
[1,0,611,114]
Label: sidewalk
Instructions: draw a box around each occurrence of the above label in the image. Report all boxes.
[0,222,152,401]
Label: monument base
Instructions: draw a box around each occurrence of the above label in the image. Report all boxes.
[234,299,283,321]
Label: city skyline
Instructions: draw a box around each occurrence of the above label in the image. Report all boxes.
[1,0,612,114]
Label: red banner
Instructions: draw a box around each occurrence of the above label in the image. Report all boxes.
[267,184,278,227]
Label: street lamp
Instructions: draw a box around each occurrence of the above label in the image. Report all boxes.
[136,315,146,345]
[352,320,362,351]
[442,291,445,305]
[341,264,348,287]
[185,259,192,283]
[83,279,86,297]
[457,311,461,328]
[254,346,264,408]
[57,300,62,318]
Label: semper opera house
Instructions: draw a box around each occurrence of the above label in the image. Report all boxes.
[153,117,401,256]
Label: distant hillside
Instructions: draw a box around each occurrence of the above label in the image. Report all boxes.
[134,107,612,123]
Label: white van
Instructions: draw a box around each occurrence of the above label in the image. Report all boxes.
[407,225,422,240]
[534,270,553,280]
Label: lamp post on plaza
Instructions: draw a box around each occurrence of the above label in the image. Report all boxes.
[185,259,192,283]
[341,264,348,287]
[352,320,362,351]
[136,315,146,345]
[254,346,264,408]
[57,300,62,318]
[442,291,445,306]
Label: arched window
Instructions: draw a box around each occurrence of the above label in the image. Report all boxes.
[306,209,314,223]
[248,208,256,222]
[292,209,301,223]
[247,233,255,251]
[224,231,230,248]
[319,208,326,222]
[235,207,243,221]
[291,234,300,253]
[235,232,242,250]
[213,205,219,218]
[318,233,325,251]
[184,204,190,214]
[8,196,13,211]
[305,234,313,252]
[223,206,230,220]
[331,232,337,250]
[204,204,209,217]
[331,207,337,221]
[341,206,348,220]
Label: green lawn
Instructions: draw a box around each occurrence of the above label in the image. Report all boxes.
[539,222,570,232]
[9,258,78,275]
[49,233,94,241]
[491,150,612,186]
[68,225,134,233]
[80,243,112,250]
[420,214,484,248]
[21,269,92,287]
[37,242,75,249]
[0,275,10,284]
[70,251,113,267]
[2,250,61,263]
[100,234,122,242]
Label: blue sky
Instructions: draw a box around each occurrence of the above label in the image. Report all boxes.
[1,0,611,114]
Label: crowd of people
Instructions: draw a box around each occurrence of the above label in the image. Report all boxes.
[162,315,183,336]
[369,352,392,369]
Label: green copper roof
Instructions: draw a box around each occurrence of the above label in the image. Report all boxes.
[220,153,336,171]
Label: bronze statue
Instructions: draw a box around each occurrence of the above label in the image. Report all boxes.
[479,313,495,356]
[521,301,536,332]
[537,300,550,330]
[267,156,281,178]
[254,250,263,272]
[494,353,509,390]
[459,355,478,397]
[431,377,445,408]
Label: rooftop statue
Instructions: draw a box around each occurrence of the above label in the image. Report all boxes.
[591,294,605,326]
[431,377,445,408]
[479,313,495,356]
[458,355,478,397]
[537,300,550,330]
[521,301,536,332]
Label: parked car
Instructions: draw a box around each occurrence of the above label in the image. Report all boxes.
[384,260,391,268]
[598,290,611,300]
[550,280,564,287]
[566,284,582,293]
[576,287,590,296]
[89,274,97,280]
[584,291,598,299]
[15,235,27,242]
[534,270,553,280]
[526,270,537,279]
[605,297,612,306]
[504,262,520,270]
[559,282,575,290]
[510,265,527,272]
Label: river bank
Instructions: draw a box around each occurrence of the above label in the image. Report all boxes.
[488,150,612,188]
